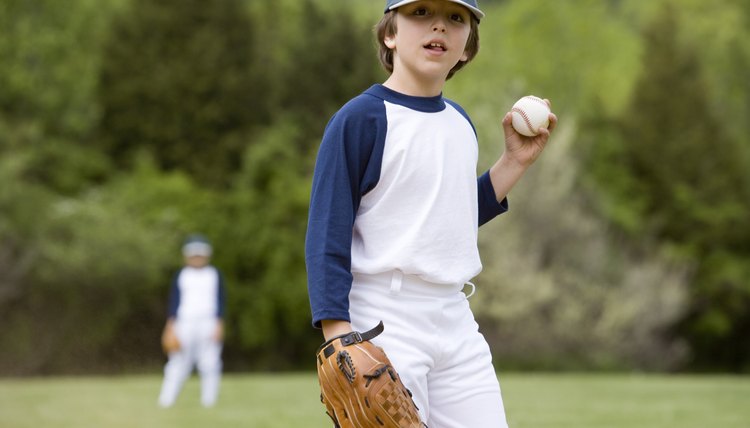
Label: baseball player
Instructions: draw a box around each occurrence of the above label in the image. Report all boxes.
[306,1,557,426]
[158,235,227,408]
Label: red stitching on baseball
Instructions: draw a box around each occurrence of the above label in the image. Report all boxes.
[525,95,547,108]
[512,106,535,135]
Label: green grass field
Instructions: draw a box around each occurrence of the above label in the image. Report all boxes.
[1,373,748,427]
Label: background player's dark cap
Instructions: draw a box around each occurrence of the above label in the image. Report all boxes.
[384,0,484,21]
[182,234,212,257]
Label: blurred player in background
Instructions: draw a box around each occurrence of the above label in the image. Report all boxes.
[158,234,227,408]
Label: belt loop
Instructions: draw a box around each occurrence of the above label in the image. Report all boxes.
[390,270,403,294]
[464,281,476,299]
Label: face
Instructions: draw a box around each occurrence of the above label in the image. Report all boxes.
[385,0,472,84]
[185,254,210,268]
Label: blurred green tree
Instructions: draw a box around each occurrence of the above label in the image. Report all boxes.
[0,0,112,194]
[215,120,320,368]
[0,0,384,374]
[5,0,747,374]
[208,0,380,368]
[277,0,381,135]
[97,0,268,187]
[0,153,212,374]
[584,2,750,371]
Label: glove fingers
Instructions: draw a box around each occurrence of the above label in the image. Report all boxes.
[317,333,423,428]
[325,355,370,427]
[319,347,360,427]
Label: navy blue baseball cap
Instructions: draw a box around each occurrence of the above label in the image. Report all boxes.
[182,234,213,257]
[384,0,484,20]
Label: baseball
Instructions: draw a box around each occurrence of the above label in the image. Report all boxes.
[510,95,551,137]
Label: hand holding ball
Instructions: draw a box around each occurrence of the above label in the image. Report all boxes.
[511,95,551,137]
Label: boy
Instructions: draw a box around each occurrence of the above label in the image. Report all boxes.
[306,1,557,426]
[158,234,227,408]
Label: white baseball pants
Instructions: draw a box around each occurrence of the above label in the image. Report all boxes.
[348,271,509,428]
[158,317,222,408]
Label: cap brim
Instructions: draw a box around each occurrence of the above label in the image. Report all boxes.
[386,0,484,20]
[182,242,213,257]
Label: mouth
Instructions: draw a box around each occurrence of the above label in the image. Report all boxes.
[424,41,447,52]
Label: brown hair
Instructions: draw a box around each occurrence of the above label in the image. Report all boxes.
[374,10,480,80]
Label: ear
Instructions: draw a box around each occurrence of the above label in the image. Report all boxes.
[459,50,469,62]
[384,34,396,49]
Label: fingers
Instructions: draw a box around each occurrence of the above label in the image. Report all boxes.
[501,111,512,126]
[545,112,558,134]
[501,111,516,137]
[541,99,556,134]
[537,116,556,139]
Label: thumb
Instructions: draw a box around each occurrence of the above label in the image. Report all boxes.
[501,112,516,137]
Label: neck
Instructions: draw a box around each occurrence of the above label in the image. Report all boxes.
[383,71,445,97]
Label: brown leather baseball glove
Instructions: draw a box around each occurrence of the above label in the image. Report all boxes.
[161,323,180,354]
[316,322,425,428]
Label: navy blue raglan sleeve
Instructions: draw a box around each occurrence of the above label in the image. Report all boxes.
[305,92,387,328]
[216,269,227,318]
[167,269,182,319]
[477,172,509,226]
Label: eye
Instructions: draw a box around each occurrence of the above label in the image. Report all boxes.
[412,7,428,16]
[450,13,464,23]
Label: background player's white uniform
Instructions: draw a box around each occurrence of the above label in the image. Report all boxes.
[158,239,226,408]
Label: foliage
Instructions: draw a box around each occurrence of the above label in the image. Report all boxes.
[0,0,114,194]
[276,0,382,135]
[1,0,750,374]
[215,120,320,368]
[0,144,56,315]
[580,2,750,371]
[475,121,689,371]
[212,0,380,369]
[453,0,641,119]
[0,156,213,374]
[97,0,268,187]
[1,0,379,373]
[0,0,107,135]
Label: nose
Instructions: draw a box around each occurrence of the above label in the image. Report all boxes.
[432,16,447,33]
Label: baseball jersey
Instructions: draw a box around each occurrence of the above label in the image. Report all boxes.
[305,84,508,327]
[167,266,226,320]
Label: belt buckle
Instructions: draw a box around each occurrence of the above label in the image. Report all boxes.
[342,331,362,346]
